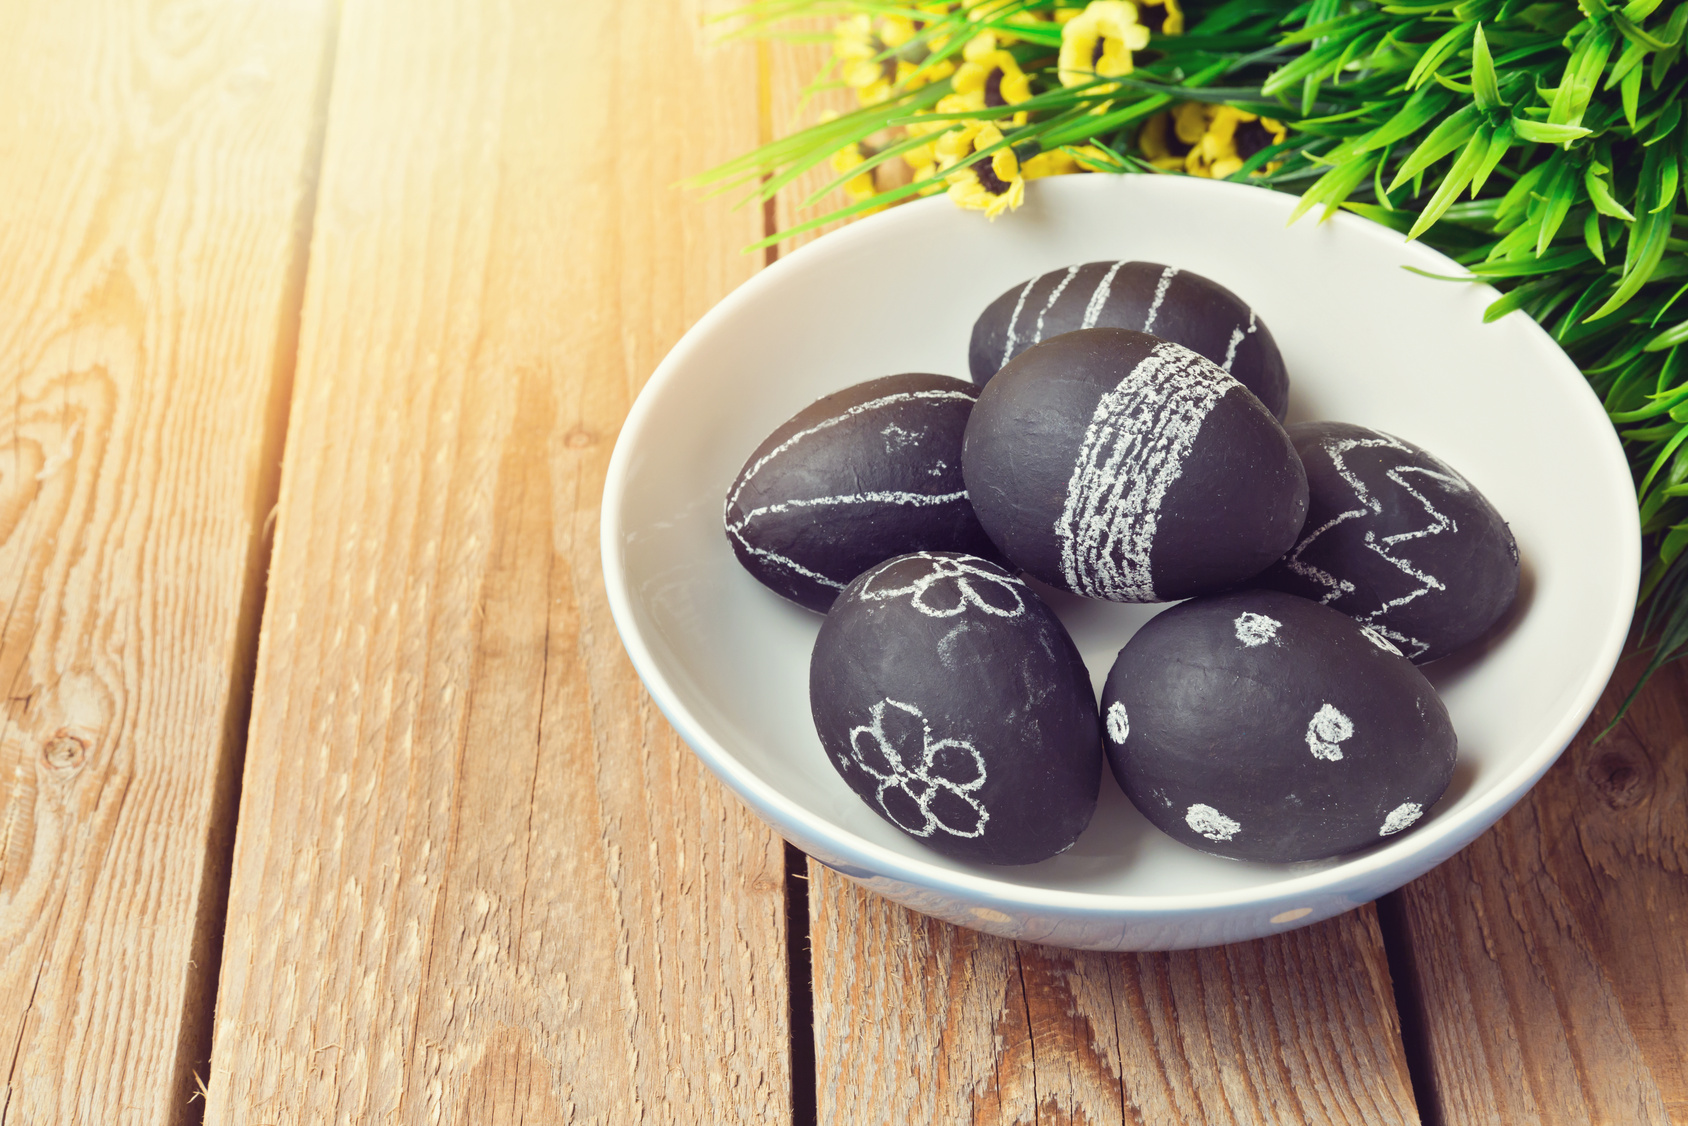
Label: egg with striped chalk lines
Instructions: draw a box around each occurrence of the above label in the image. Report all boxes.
[810,551,1103,866]
[1250,421,1520,663]
[963,328,1308,603]
[1102,589,1457,863]
[723,373,1002,612]
[969,260,1289,419]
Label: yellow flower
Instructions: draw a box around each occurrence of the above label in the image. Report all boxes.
[1058,1,1151,88]
[835,13,957,105]
[902,115,950,181]
[1137,102,1207,169]
[939,122,1024,218]
[831,142,886,214]
[1021,149,1081,179]
[1185,106,1288,179]
[940,32,1034,125]
[1137,0,1183,35]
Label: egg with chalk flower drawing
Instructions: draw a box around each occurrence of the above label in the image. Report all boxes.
[963,328,1308,603]
[723,373,1003,612]
[968,260,1289,420]
[1102,589,1457,863]
[1251,421,1520,663]
[810,552,1103,866]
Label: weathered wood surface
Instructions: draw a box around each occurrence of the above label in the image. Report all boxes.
[203,1,791,1122]
[1388,655,1688,1126]
[0,2,333,1122]
[811,865,1421,1124]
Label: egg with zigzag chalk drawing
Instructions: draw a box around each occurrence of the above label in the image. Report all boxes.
[963,328,1308,603]
[1250,420,1520,663]
[810,552,1103,865]
[968,260,1290,419]
[1102,589,1457,863]
[723,373,1004,613]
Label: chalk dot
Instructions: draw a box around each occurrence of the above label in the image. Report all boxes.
[1185,803,1241,842]
[1270,907,1313,925]
[1379,802,1424,836]
[1305,703,1354,761]
[1360,624,1402,655]
[1234,612,1280,647]
[1106,701,1130,744]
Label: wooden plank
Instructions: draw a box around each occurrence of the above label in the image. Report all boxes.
[1385,655,1688,1125]
[203,1,792,1121]
[0,2,333,1121]
[811,864,1420,1124]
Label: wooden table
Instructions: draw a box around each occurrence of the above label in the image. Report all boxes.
[1,2,1683,1122]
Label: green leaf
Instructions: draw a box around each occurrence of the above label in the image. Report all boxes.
[1548,21,1617,127]
[1586,208,1608,262]
[1512,118,1594,143]
[1291,154,1379,223]
[1622,58,1645,125]
[1471,24,1504,109]
[1471,120,1515,194]
[1586,163,1638,219]
[1391,102,1484,189]
[1408,125,1494,238]
[1623,0,1667,20]
[1407,19,1478,89]
[1586,144,1679,319]
[1361,86,1456,152]
[1646,318,1688,351]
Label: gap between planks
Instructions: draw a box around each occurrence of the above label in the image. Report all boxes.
[172,8,346,1123]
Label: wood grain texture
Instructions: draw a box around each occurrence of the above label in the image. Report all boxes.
[204,1,790,1122]
[0,3,333,1122]
[1387,654,1688,1126]
[812,862,1421,1125]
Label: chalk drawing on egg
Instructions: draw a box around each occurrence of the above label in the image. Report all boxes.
[1033,265,1081,345]
[1379,802,1423,836]
[1279,434,1472,660]
[1142,266,1179,332]
[1106,701,1130,744]
[1000,275,1039,366]
[723,388,977,590]
[1305,703,1354,761]
[848,699,989,839]
[1080,261,1127,329]
[1053,342,1239,601]
[859,552,1028,619]
[1234,612,1280,647]
[1186,803,1241,841]
[1359,624,1402,655]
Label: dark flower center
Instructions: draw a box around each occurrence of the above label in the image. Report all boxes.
[984,68,1006,107]
[975,158,1011,195]
[1234,119,1274,159]
[1140,3,1167,32]
[1092,38,1106,65]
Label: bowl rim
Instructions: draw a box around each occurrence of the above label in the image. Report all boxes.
[600,173,1641,914]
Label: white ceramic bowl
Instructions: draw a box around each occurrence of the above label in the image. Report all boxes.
[601,174,1638,951]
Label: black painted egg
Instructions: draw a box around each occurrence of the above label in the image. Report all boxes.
[724,373,1002,613]
[1101,589,1456,863]
[969,260,1289,419]
[810,551,1103,865]
[1252,421,1520,663]
[963,328,1308,603]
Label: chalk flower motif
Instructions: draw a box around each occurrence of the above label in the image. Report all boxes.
[939,122,1024,218]
[859,552,1027,617]
[849,699,990,839]
[1058,1,1151,88]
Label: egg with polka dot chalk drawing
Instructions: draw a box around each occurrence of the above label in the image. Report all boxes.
[724,373,1003,613]
[963,328,1308,603]
[1101,589,1456,863]
[1251,420,1520,663]
[810,552,1103,866]
[968,260,1289,420]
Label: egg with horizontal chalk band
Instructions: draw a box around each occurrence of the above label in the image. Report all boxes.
[810,552,1103,866]
[969,260,1289,419]
[963,328,1308,603]
[724,373,1004,613]
[1101,589,1456,863]
[1251,421,1520,663]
